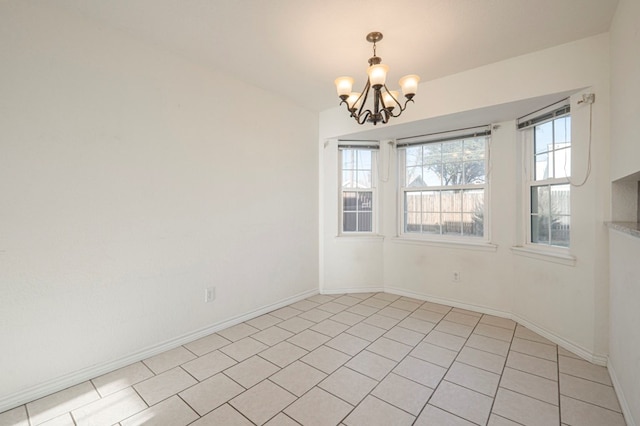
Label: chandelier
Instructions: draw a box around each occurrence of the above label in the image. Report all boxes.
[334,32,420,125]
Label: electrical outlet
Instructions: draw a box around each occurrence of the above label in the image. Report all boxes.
[452,271,460,282]
[204,287,216,303]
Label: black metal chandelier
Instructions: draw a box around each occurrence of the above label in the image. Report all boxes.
[335,32,420,126]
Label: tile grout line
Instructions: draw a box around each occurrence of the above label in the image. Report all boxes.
[557,340,562,423]
[406,305,473,424]
[487,319,519,426]
[412,310,498,425]
[560,394,626,415]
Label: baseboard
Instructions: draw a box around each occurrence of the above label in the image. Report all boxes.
[607,359,638,426]
[321,286,385,295]
[384,286,609,366]
[0,288,318,413]
[384,286,513,318]
[511,314,608,365]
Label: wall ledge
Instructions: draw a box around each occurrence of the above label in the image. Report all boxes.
[510,245,577,266]
[391,237,498,252]
[607,221,640,239]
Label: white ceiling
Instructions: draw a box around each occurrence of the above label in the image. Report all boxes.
[49,0,618,113]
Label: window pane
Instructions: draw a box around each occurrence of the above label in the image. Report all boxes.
[405,211,421,232]
[442,140,463,162]
[531,185,550,215]
[343,212,357,232]
[550,215,570,247]
[463,189,484,213]
[462,212,483,237]
[405,147,422,168]
[356,171,372,188]
[342,149,355,169]
[531,214,550,244]
[463,189,484,237]
[422,212,440,234]
[358,192,373,211]
[554,116,571,145]
[442,213,462,235]
[441,162,463,185]
[342,169,356,188]
[343,192,357,211]
[441,190,461,213]
[463,161,485,184]
[553,147,571,179]
[357,212,372,232]
[423,143,441,164]
[535,121,553,153]
[405,191,421,213]
[463,139,485,160]
[356,150,372,170]
[406,166,424,187]
[550,184,570,215]
[423,165,442,186]
[422,191,440,212]
[534,153,551,181]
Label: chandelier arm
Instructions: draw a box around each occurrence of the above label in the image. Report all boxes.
[382,84,403,111]
[355,80,371,118]
[381,108,391,124]
[356,110,371,125]
[338,99,355,117]
[388,98,415,118]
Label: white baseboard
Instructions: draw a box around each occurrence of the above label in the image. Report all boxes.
[511,314,608,366]
[384,286,512,318]
[608,359,638,426]
[384,286,609,366]
[0,288,318,413]
[321,286,384,295]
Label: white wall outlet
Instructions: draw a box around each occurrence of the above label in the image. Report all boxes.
[452,271,461,282]
[204,287,216,303]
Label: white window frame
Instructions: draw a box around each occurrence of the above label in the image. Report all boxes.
[396,129,490,243]
[338,144,378,235]
[522,111,571,251]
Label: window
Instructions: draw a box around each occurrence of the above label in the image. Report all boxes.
[527,115,571,247]
[340,147,377,233]
[398,132,488,239]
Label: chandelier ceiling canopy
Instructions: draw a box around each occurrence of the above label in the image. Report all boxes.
[335,32,420,126]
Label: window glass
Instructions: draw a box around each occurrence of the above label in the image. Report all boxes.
[528,115,571,247]
[340,148,376,233]
[399,135,488,239]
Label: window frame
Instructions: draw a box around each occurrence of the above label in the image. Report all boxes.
[338,145,379,235]
[396,132,490,243]
[523,113,572,250]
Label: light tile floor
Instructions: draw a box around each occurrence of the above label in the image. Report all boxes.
[0,292,628,426]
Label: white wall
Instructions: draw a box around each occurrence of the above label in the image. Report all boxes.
[320,34,611,360]
[0,2,318,409]
[610,0,640,182]
[608,0,640,424]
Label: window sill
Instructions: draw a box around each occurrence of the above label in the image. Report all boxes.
[334,234,385,242]
[510,245,576,266]
[391,237,498,252]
